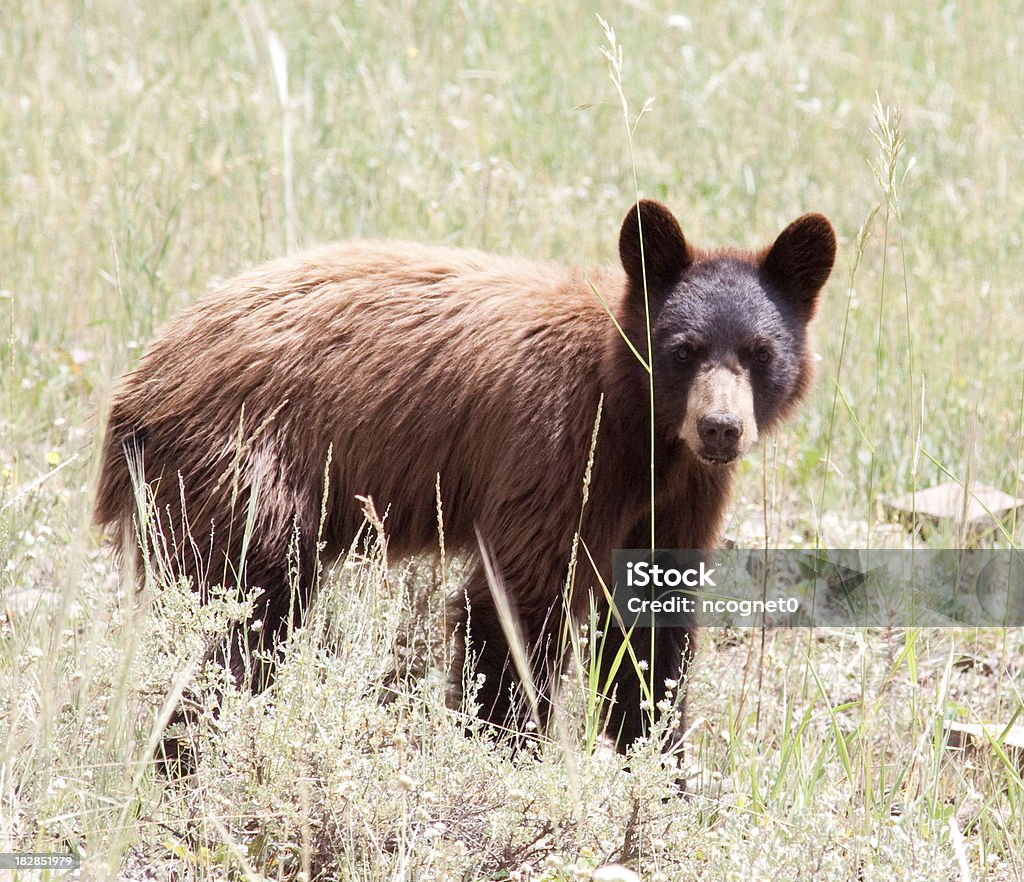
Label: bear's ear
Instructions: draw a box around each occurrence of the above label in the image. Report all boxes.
[761,213,836,317]
[619,199,693,293]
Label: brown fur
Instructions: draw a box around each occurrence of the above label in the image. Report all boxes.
[95,200,834,749]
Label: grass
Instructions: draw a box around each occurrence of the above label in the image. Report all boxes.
[2,0,1024,879]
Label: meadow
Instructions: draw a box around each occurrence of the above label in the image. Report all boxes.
[1,1,1023,879]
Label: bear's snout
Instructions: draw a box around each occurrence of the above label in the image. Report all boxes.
[697,412,743,461]
[678,364,759,464]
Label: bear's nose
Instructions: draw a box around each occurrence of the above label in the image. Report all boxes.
[697,413,743,458]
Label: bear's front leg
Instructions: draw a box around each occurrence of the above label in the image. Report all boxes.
[596,499,713,752]
[597,621,694,751]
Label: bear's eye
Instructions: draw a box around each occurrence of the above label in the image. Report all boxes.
[674,344,692,363]
[755,346,773,365]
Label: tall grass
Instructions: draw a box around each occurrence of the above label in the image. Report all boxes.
[2,1,1023,879]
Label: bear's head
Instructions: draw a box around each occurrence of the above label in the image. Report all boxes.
[618,199,836,465]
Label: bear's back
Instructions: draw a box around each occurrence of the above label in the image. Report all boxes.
[98,240,625,557]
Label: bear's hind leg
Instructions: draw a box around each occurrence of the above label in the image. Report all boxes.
[454,563,559,744]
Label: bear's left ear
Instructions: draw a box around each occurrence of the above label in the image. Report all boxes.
[619,199,693,294]
[761,213,836,317]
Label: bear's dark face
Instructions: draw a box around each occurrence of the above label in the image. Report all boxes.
[619,200,836,465]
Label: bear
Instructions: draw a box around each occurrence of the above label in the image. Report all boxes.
[94,199,836,752]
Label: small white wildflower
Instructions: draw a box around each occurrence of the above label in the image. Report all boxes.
[665,14,692,32]
[592,864,641,882]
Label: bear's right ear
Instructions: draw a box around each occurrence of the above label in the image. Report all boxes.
[619,199,693,294]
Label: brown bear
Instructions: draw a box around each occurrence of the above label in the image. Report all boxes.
[95,199,835,751]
